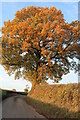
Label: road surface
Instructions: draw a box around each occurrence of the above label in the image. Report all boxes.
[2,95,46,118]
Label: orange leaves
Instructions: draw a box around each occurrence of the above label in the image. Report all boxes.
[43,15,46,21]
[48,32,53,38]
[33,41,38,48]
[31,38,40,49]
[50,7,57,13]
[41,47,45,55]
[37,23,42,28]
[41,23,50,37]
[38,67,42,73]
[22,41,31,52]
[8,38,12,45]
[28,26,32,31]
[57,9,62,15]
[73,27,77,33]
[36,37,39,42]
[15,10,20,18]
[1,6,80,85]
[41,47,47,56]
[77,31,80,36]
[39,11,42,16]
[51,21,57,28]
[55,24,61,34]
[41,47,48,57]
[25,37,30,41]
[4,20,10,27]
[15,8,27,21]
[47,57,53,67]
[21,7,27,17]
[41,28,46,36]
[27,18,31,22]
[45,22,50,31]
[59,29,65,37]
[31,23,35,28]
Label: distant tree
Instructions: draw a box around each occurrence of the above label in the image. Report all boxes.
[24,88,28,93]
[12,89,16,92]
[1,6,80,89]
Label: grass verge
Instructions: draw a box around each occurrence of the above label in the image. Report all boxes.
[25,83,80,119]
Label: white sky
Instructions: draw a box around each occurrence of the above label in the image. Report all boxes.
[0,65,32,92]
[47,70,78,84]
[0,64,79,92]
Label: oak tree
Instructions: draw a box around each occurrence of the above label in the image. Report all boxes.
[1,6,80,88]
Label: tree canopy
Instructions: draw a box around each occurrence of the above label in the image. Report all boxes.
[1,6,80,87]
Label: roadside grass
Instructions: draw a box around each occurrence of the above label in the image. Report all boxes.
[0,90,2,102]
[25,96,79,118]
[1,90,8,100]
[0,89,8,101]
[25,83,80,119]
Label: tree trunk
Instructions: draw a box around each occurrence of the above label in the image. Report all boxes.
[28,81,37,96]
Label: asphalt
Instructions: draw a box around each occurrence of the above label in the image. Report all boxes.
[2,95,46,118]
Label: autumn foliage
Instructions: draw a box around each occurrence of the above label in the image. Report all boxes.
[1,6,80,86]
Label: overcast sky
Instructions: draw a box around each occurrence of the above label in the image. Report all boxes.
[0,1,79,91]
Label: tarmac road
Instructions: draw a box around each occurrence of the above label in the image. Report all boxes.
[2,95,46,118]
